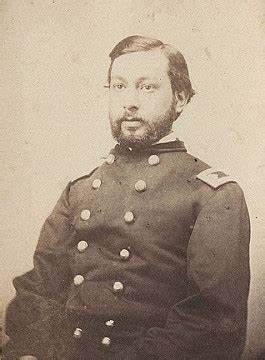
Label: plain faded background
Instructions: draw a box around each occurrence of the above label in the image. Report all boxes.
[1,0,265,358]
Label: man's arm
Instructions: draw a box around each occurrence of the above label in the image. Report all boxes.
[3,183,73,360]
[117,183,250,360]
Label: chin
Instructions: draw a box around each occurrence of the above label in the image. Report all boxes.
[117,133,157,148]
[111,121,165,148]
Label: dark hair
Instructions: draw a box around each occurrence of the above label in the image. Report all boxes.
[108,35,195,103]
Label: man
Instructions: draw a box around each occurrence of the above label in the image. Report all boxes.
[3,35,250,359]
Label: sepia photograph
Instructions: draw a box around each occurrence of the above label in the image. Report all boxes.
[1,1,265,359]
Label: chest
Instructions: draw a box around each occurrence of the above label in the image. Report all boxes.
[69,154,198,254]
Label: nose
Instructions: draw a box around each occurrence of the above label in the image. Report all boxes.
[123,89,140,113]
[123,104,139,113]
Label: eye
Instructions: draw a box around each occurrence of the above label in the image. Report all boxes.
[112,83,126,91]
[141,84,156,92]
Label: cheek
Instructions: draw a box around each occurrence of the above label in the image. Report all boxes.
[142,85,173,109]
[109,100,119,118]
[109,96,124,116]
[141,94,172,117]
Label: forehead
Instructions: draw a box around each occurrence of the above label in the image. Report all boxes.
[111,49,169,80]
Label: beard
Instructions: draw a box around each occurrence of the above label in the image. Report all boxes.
[110,100,178,148]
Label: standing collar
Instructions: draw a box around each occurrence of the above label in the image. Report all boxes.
[154,130,176,145]
[114,137,186,155]
[150,138,186,153]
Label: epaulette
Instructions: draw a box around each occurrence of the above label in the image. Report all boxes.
[196,168,237,189]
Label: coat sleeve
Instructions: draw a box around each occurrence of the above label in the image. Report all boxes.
[119,183,250,360]
[3,183,74,360]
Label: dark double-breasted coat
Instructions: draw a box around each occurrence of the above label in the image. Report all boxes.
[3,140,250,359]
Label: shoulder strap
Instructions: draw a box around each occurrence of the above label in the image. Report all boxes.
[70,154,109,186]
[196,168,237,189]
[70,167,99,186]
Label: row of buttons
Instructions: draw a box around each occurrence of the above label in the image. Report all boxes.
[73,321,115,339]
[106,153,160,166]
[91,178,147,192]
[71,152,159,349]
[77,241,130,259]
[73,275,124,294]
[73,318,115,347]
[80,209,136,224]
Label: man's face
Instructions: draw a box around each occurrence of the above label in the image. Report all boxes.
[109,49,178,147]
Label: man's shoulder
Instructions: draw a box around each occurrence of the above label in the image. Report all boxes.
[195,167,238,190]
[178,152,246,208]
[69,155,109,188]
[179,153,247,214]
[70,168,99,187]
[182,152,237,190]
[68,148,117,188]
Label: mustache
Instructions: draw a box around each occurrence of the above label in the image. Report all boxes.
[116,116,145,125]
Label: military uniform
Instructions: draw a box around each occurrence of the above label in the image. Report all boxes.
[3,139,250,360]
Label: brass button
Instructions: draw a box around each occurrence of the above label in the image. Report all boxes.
[77,241,88,252]
[106,154,115,164]
[105,319,115,327]
[113,281,123,292]
[80,209,91,221]
[148,154,160,166]
[73,328,82,338]
[102,337,111,346]
[74,274,84,285]
[92,178,102,189]
[124,211,134,224]
[120,248,130,260]
[134,180,147,192]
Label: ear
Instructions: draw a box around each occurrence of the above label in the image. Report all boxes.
[173,90,188,114]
